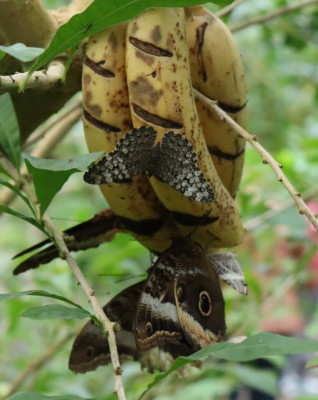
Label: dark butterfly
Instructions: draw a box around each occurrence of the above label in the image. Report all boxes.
[69,238,231,373]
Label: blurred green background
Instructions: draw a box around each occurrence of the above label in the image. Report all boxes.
[1,0,318,399]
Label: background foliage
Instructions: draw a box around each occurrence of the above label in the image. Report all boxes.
[1,0,318,399]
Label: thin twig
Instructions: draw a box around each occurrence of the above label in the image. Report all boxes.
[216,0,249,18]
[42,217,126,399]
[1,331,75,400]
[230,0,318,33]
[0,103,82,208]
[0,60,65,94]
[2,161,126,399]
[193,88,318,232]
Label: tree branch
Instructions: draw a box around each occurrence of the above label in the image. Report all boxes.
[193,88,318,232]
[216,0,249,18]
[0,60,65,94]
[230,0,318,33]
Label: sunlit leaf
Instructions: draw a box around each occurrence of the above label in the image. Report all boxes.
[20,304,92,320]
[0,43,44,62]
[140,332,318,398]
[0,180,35,215]
[0,93,20,169]
[306,355,318,369]
[24,152,103,216]
[0,289,84,309]
[0,205,45,232]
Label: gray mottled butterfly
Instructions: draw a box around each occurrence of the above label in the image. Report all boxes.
[83,126,214,203]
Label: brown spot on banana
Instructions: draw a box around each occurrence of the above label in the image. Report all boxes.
[83,56,115,77]
[132,103,183,129]
[151,25,161,44]
[129,36,173,57]
[83,110,121,133]
[130,77,163,108]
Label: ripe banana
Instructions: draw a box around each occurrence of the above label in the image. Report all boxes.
[82,22,173,253]
[124,7,244,248]
[186,6,247,198]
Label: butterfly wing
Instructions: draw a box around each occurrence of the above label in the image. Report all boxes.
[135,259,185,351]
[84,126,156,185]
[69,281,143,373]
[209,252,248,295]
[147,131,215,203]
[167,239,226,349]
[174,266,226,350]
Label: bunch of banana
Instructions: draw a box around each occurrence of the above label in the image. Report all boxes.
[83,7,247,253]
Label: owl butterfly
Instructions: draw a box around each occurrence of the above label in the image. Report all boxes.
[69,239,246,373]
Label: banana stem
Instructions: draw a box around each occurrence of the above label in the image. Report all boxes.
[193,87,318,232]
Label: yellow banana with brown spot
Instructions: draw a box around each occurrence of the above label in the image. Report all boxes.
[82,23,172,253]
[85,8,244,248]
[125,8,244,248]
[14,8,249,275]
[186,6,247,198]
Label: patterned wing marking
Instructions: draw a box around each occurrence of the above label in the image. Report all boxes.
[83,126,157,185]
[148,131,214,203]
[84,127,214,204]
[208,252,247,296]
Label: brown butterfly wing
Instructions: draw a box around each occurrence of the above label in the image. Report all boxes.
[174,266,226,350]
[135,259,185,351]
[69,282,143,373]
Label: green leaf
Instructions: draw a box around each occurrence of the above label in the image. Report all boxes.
[140,332,318,399]
[0,93,21,169]
[306,355,318,369]
[0,180,35,215]
[226,364,277,396]
[20,304,92,320]
[24,152,103,216]
[0,289,84,309]
[0,205,45,232]
[23,152,104,172]
[24,0,210,83]
[6,392,92,400]
[0,43,44,62]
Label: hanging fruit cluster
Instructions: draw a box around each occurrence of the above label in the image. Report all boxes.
[82,6,247,255]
